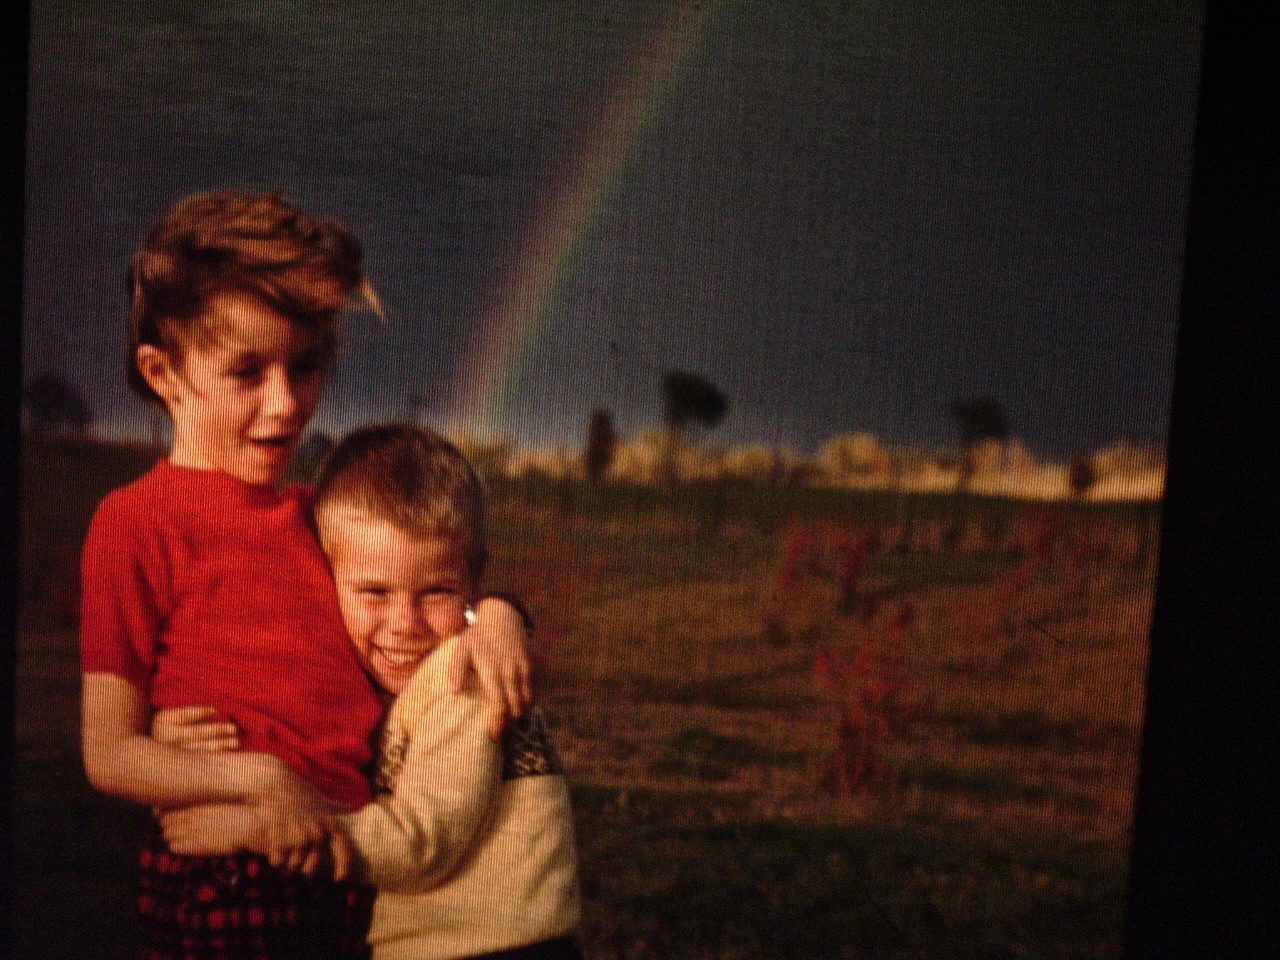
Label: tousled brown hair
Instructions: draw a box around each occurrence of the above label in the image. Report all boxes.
[314,423,488,580]
[127,189,378,405]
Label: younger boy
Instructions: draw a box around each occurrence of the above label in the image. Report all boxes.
[161,423,584,960]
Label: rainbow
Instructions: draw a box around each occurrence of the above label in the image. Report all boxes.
[439,0,725,437]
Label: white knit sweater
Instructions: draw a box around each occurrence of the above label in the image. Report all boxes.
[339,635,582,960]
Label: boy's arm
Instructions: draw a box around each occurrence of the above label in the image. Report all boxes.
[160,804,267,857]
[340,649,501,894]
[448,594,536,739]
[82,672,325,814]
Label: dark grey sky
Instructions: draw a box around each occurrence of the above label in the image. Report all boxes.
[23,0,1203,457]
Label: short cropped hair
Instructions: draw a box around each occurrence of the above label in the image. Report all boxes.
[314,423,487,579]
[127,189,378,405]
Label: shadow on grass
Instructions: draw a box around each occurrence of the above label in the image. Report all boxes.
[572,783,1126,960]
[898,760,1100,813]
[611,653,820,711]
[918,707,1136,751]
[648,727,810,782]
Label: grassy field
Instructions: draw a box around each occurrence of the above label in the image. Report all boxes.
[13,434,1158,959]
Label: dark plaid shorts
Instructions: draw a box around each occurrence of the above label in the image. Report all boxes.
[138,829,374,960]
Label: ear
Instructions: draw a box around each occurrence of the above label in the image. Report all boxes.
[135,344,182,409]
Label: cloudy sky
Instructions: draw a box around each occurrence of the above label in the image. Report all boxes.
[24,0,1203,457]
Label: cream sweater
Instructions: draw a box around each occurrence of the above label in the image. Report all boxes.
[339,635,582,960]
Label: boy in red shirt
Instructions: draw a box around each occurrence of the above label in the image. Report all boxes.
[80,190,534,959]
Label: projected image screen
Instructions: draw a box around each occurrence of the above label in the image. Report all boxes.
[19,3,1203,958]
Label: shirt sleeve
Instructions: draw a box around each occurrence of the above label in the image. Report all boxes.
[338,655,501,894]
[79,494,170,692]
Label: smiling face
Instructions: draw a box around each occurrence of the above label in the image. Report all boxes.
[323,510,473,695]
[136,291,328,487]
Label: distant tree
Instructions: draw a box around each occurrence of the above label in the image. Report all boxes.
[950,396,1008,448]
[584,409,617,482]
[1067,454,1098,499]
[23,372,92,434]
[662,370,728,433]
[950,396,1008,489]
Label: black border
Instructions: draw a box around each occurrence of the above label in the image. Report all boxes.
[2,2,31,954]
[1123,5,1279,958]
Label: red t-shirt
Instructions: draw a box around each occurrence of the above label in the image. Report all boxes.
[80,459,384,809]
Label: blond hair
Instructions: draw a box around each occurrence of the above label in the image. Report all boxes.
[314,423,487,578]
[126,189,380,405]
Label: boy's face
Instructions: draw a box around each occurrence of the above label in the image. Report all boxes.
[139,292,326,486]
[323,510,473,695]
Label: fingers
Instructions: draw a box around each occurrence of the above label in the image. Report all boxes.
[473,658,508,740]
[501,670,523,733]
[154,706,240,751]
[299,845,323,878]
[187,730,241,752]
[330,831,354,883]
[479,654,539,739]
[263,810,331,875]
[511,656,533,717]
[266,834,285,869]
[167,705,220,724]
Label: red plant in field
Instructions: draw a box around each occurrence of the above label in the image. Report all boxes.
[774,520,819,597]
[879,523,906,553]
[948,554,1046,672]
[761,521,823,646]
[813,599,916,795]
[831,529,870,613]
[763,519,902,649]
[1005,506,1062,560]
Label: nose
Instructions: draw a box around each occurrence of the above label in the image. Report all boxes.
[261,367,300,422]
[388,596,425,638]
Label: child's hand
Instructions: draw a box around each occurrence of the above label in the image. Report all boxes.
[253,799,335,877]
[160,803,263,857]
[152,705,240,752]
[448,596,535,740]
[249,764,343,876]
[328,823,356,883]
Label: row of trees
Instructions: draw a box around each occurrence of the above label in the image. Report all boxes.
[585,373,1051,490]
[21,368,1162,499]
[499,427,1164,499]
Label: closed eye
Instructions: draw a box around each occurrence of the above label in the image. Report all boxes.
[422,585,460,598]
[229,363,264,382]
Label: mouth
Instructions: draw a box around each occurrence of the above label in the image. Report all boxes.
[249,433,298,455]
[370,644,433,672]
